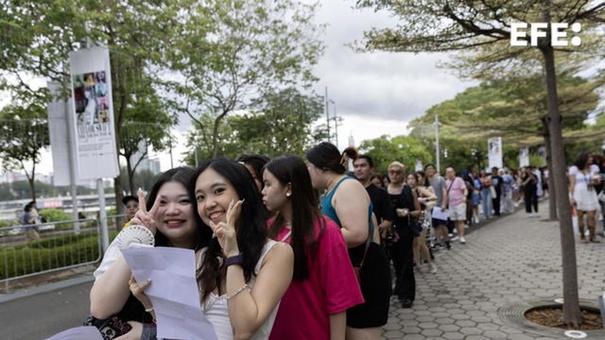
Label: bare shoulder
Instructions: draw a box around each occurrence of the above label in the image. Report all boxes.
[262,241,293,267]
[335,177,367,197]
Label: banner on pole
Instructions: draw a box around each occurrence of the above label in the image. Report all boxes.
[488,137,503,169]
[519,147,530,168]
[69,46,119,180]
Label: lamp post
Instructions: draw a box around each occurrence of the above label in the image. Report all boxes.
[325,87,331,143]
[329,103,342,148]
[434,114,442,173]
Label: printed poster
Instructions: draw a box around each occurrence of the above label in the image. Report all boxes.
[488,137,503,169]
[519,147,530,168]
[69,46,119,180]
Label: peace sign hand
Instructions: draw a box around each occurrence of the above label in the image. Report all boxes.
[209,199,244,257]
[129,188,160,235]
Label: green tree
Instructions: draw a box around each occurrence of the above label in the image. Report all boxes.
[0,94,49,202]
[359,135,433,173]
[118,87,174,195]
[1,0,183,215]
[410,74,603,219]
[356,0,605,325]
[166,0,325,158]
[231,88,326,157]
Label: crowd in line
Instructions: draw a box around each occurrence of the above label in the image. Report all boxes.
[84,143,604,340]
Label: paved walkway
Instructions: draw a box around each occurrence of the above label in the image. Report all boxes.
[382,200,605,339]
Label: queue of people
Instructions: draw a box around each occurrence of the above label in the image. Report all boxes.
[87,145,393,340]
[83,144,603,340]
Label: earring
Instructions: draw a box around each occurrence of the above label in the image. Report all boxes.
[286,193,291,197]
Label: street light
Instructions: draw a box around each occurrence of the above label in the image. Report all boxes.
[434,114,442,173]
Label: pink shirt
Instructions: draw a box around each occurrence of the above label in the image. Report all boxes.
[446,177,466,207]
[268,216,364,340]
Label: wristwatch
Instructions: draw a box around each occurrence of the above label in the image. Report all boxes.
[225,254,243,267]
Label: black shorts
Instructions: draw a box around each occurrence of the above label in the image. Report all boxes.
[432,217,447,228]
[347,242,392,328]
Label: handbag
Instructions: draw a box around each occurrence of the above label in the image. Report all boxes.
[490,185,497,199]
[83,315,132,340]
[381,226,399,246]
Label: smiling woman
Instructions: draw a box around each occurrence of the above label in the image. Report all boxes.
[190,157,294,340]
[88,166,206,339]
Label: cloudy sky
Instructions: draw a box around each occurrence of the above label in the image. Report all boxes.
[309,1,474,148]
[33,0,475,175]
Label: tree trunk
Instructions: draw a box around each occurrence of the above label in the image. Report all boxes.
[540,44,582,326]
[541,120,557,221]
[126,155,135,196]
[114,176,124,232]
[545,140,557,221]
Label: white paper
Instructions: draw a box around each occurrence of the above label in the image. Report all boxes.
[121,247,217,340]
[432,206,450,221]
[45,326,103,340]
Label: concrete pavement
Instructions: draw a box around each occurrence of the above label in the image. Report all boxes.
[382,200,605,339]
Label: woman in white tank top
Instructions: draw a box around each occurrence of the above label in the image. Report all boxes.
[131,158,294,340]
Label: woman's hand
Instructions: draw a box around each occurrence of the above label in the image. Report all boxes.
[209,199,244,257]
[130,188,160,235]
[128,276,153,312]
[114,321,143,340]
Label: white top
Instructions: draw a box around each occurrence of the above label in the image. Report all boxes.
[93,234,153,279]
[569,165,599,211]
[199,240,280,340]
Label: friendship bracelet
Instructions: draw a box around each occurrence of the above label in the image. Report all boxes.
[226,283,248,300]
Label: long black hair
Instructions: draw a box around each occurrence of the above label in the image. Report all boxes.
[146,167,208,250]
[192,157,269,302]
[574,152,592,171]
[265,156,325,280]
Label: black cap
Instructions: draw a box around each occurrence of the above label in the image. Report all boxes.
[122,195,138,206]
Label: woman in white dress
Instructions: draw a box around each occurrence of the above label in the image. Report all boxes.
[569,152,601,243]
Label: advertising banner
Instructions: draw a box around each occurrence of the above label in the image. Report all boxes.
[519,147,530,168]
[69,46,119,180]
[488,137,503,169]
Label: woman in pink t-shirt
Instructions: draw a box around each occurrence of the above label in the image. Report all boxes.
[262,155,364,339]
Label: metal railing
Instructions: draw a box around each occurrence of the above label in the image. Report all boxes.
[0,214,128,293]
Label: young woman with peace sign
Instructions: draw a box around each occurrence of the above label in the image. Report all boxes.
[190,157,294,339]
[89,166,206,338]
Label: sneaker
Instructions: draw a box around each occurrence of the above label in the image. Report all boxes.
[448,233,454,238]
[450,236,459,242]
[445,241,451,250]
[464,224,470,229]
[459,236,466,244]
[429,264,437,273]
[474,216,480,224]
[401,299,413,308]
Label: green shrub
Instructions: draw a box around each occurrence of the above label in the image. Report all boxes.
[0,233,101,280]
[40,208,72,222]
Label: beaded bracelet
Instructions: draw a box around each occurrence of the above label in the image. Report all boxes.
[226,283,248,300]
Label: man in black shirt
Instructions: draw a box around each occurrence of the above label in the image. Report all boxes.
[353,155,394,245]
